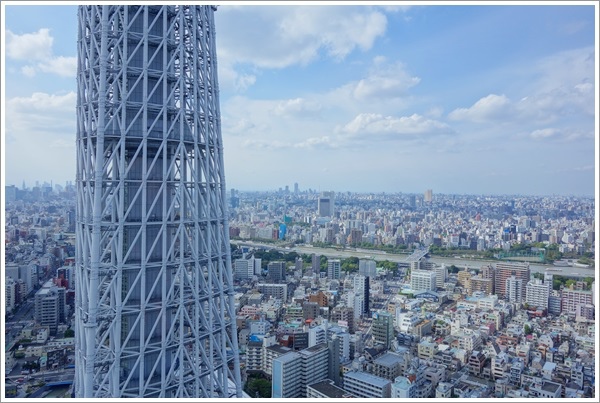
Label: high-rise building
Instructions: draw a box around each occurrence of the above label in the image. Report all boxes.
[235,258,258,281]
[372,311,394,348]
[561,289,593,314]
[268,261,287,283]
[257,284,288,301]
[311,253,320,275]
[424,189,433,203]
[271,344,330,398]
[75,5,241,398]
[457,269,472,294]
[5,277,17,313]
[526,279,551,310]
[349,228,363,245]
[343,371,392,398]
[433,265,447,288]
[495,262,530,300]
[35,280,66,335]
[331,306,354,333]
[411,269,437,292]
[318,191,335,217]
[353,275,370,315]
[359,259,377,278]
[505,276,523,303]
[480,264,495,291]
[470,276,494,296]
[328,259,341,280]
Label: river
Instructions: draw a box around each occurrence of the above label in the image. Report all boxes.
[232,240,596,278]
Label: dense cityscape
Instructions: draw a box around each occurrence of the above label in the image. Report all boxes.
[2,3,596,401]
[3,182,597,398]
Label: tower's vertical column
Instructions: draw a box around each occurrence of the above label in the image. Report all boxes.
[76,5,241,398]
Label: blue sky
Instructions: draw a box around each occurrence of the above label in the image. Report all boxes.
[2,3,597,196]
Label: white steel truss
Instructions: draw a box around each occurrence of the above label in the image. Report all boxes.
[74,5,241,398]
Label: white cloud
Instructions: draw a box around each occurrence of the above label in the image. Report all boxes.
[530,128,593,142]
[277,7,387,61]
[425,106,444,119]
[224,118,257,136]
[339,113,452,138]
[5,29,75,78]
[448,47,595,132]
[450,79,594,126]
[7,91,76,113]
[5,92,77,185]
[378,5,412,13]
[5,28,53,61]
[529,47,594,94]
[215,6,388,90]
[530,128,559,139]
[5,92,76,144]
[273,98,322,118]
[37,56,77,77]
[335,60,420,101]
[293,136,336,149]
[21,65,37,77]
[241,139,290,150]
[448,94,511,122]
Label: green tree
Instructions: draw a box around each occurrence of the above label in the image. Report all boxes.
[524,324,533,335]
[64,328,75,338]
[284,251,299,262]
[576,257,593,266]
[380,260,398,272]
[244,377,272,398]
[320,255,328,271]
[341,257,359,273]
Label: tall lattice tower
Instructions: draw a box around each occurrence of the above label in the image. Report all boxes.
[74,5,241,398]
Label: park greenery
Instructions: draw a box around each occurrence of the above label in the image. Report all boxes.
[551,275,594,291]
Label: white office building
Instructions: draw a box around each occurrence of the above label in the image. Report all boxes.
[411,269,437,292]
[526,279,550,310]
[328,259,341,280]
[359,259,377,277]
[434,265,447,288]
[343,371,392,398]
[506,275,524,303]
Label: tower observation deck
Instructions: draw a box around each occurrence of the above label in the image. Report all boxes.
[74,5,241,397]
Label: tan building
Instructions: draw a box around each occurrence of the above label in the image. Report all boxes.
[457,270,472,294]
[308,291,328,307]
[470,276,493,296]
[417,340,438,360]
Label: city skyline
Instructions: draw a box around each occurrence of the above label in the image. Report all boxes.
[3,2,598,196]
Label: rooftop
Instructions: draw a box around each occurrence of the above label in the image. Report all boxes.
[392,376,413,390]
[265,345,292,355]
[307,380,352,398]
[344,371,391,387]
[274,351,301,364]
[373,352,404,367]
[541,380,562,393]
